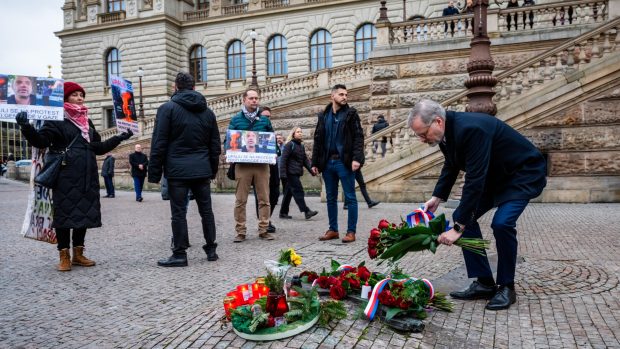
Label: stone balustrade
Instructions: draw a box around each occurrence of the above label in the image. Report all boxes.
[99,127,118,140]
[97,11,125,24]
[222,3,248,16]
[184,8,210,21]
[262,0,290,9]
[386,0,609,45]
[365,16,620,164]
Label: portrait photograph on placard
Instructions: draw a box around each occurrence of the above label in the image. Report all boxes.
[0,74,64,122]
[225,130,277,164]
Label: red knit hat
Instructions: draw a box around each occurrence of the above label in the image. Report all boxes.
[63,81,86,101]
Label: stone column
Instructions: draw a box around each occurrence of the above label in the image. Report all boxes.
[375,1,391,47]
[62,0,76,29]
[465,0,497,115]
[86,0,101,25]
[290,0,305,4]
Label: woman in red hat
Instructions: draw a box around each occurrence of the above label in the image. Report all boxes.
[15,81,133,271]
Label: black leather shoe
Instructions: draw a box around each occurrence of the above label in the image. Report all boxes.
[486,286,516,310]
[449,281,496,300]
[157,255,188,267]
[304,210,318,220]
[279,213,292,219]
[343,205,348,210]
[202,244,218,262]
[267,223,276,233]
[368,201,381,208]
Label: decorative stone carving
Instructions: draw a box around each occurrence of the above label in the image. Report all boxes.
[155,0,163,11]
[143,0,153,9]
[211,0,220,11]
[79,0,87,20]
[64,10,74,25]
[128,0,136,16]
[88,6,97,24]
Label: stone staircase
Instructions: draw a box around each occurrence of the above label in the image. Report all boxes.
[362,15,620,203]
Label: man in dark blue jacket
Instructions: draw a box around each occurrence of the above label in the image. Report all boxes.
[311,84,365,243]
[442,0,460,36]
[409,99,546,310]
[148,72,221,266]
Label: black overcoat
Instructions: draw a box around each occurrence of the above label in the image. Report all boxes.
[20,119,123,229]
[433,111,547,226]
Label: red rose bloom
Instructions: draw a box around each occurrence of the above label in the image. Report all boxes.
[327,276,339,287]
[399,299,411,310]
[368,247,378,259]
[307,273,318,283]
[378,219,390,230]
[357,266,371,282]
[370,228,381,239]
[330,284,347,300]
[379,289,397,306]
[368,238,378,249]
[267,316,275,327]
[317,275,330,289]
[347,276,361,290]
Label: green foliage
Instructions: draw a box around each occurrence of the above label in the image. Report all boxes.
[230,305,254,333]
[284,309,304,322]
[319,300,347,327]
[330,259,341,272]
[248,313,269,333]
[287,286,320,321]
[254,296,267,311]
[430,292,454,312]
[264,271,284,293]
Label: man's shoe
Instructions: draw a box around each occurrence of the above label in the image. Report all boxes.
[137,197,143,202]
[157,255,188,267]
[103,195,110,198]
[449,281,496,300]
[343,205,348,210]
[279,213,292,219]
[267,223,276,233]
[202,243,219,261]
[304,210,318,220]
[486,286,517,311]
[367,201,381,208]
[342,232,356,243]
[233,234,246,243]
[259,232,275,240]
[109,194,115,198]
[319,230,339,241]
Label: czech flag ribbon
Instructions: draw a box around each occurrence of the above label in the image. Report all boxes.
[337,264,355,273]
[406,209,435,228]
[364,277,435,321]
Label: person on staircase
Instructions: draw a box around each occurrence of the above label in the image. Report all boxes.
[15,81,132,271]
[278,126,318,220]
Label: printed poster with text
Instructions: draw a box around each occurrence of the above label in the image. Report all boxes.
[110,75,140,135]
[0,74,64,122]
[225,130,277,164]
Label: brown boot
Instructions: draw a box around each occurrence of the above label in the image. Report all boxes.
[57,249,71,272]
[319,230,339,241]
[72,246,96,267]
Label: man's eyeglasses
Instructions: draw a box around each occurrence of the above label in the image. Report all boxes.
[413,119,436,139]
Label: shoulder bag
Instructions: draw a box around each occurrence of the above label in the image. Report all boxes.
[34,135,79,189]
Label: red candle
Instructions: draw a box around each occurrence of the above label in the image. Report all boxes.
[237,284,251,302]
[251,283,260,298]
[261,286,270,298]
[223,296,236,319]
[227,291,242,307]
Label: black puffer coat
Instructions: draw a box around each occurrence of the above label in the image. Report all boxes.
[148,89,221,183]
[279,139,312,178]
[20,119,124,229]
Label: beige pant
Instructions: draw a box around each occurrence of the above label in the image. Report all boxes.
[234,163,270,235]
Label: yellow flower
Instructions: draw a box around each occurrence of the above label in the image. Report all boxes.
[291,254,302,266]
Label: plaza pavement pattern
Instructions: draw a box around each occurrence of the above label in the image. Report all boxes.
[1,177,619,348]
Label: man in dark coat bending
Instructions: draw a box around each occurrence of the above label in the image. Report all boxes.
[148,72,221,267]
[409,99,546,311]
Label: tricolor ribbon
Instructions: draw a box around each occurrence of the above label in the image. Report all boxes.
[363,277,435,321]
[406,208,452,231]
[337,264,355,273]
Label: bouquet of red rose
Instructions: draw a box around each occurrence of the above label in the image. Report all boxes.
[310,260,373,301]
[367,210,490,264]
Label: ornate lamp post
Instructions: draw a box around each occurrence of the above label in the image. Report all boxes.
[403,0,407,21]
[249,28,259,90]
[465,0,497,115]
[136,67,145,119]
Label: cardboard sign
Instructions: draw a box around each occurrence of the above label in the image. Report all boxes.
[225,130,277,164]
[0,74,64,122]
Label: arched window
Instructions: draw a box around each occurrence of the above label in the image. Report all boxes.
[107,0,125,12]
[189,45,207,83]
[267,35,288,76]
[227,40,246,80]
[355,23,377,62]
[310,29,332,72]
[105,48,121,86]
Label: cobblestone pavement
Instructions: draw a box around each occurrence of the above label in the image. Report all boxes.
[1,177,619,348]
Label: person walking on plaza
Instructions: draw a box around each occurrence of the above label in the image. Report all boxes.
[227,89,275,242]
[343,170,380,210]
[148,72,221,266]
[252,107,280,233]
[279,126,318,220]
[311,84,365,243]
[101,153,115,198]
[409,99,547,310]
[129,144,148,202]
[15,81,132,271]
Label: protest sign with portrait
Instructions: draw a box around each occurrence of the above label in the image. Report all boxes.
[110,75,140,135]
[225,130,277,164]
[0,74,64,122]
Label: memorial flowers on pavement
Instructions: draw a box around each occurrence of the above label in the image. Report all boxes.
[368,209,490,264]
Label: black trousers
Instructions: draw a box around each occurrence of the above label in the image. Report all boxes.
[168,178,216,256]
[280,175,309,214]
[254,164,280,218]
[56,228,86,250]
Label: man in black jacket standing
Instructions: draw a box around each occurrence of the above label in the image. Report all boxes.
[148,72,221,267]
[129,144,148,202]
[409,99,547,310]
[101,153,115,198]
[311,84,365,243]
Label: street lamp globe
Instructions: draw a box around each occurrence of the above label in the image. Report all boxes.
[136,67,144,78]
[249,29,257,40]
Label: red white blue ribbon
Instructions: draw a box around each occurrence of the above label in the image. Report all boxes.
[364,277,435,321]
[337,265,355,273]
[406,209,435,228]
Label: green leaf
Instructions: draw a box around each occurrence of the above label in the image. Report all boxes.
[331,259,341,272]
[430,240,437,254]
[358,261,366,267]
[422,236,431,246]
[388,225,433,236]
[385,307,404,320]
[428,213,446,234]
[380,234,428,259]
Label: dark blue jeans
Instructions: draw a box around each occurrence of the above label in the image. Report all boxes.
[133,176,145,200]
[461,197,530,286]
[103,176,114,196]
[322,159,357,233]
